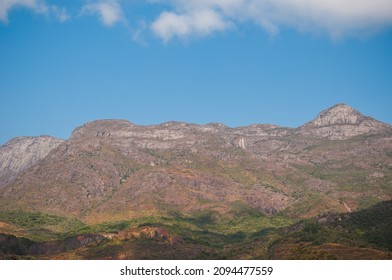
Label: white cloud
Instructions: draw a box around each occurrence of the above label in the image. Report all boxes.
[82,0,124,27]
[1,1,392,41]
[253,0,392,38]
[0,0,48,23]
[150,0,392,41]
[151,9,231,42]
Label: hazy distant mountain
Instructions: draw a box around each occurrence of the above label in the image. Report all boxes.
[0,104,391,259]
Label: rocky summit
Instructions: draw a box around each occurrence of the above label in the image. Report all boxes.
[0,104,391,260]
[299,103,390,140]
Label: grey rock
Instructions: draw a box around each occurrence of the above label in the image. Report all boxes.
[299,104,392,140]
[0,104,391,221]
[0,135,64,187]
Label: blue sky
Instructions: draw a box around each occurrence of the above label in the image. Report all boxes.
[1,1,392,144]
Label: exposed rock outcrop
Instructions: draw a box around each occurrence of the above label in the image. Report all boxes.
[299,104,391,140]
[111,227,182,245]
[0,136,64,187]
[0,104,391,221]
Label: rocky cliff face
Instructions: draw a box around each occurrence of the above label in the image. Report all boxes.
[0,136,64,188]
[0,104,391,222]
[299,104,391,140]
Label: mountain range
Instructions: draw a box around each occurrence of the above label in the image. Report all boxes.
[1,103,391,259]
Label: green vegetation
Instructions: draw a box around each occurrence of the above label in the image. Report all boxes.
[0,210,85,241]
[358,196,381,210]
[284,200,392,252]
[1,201,392,259]
[0,208,296,258]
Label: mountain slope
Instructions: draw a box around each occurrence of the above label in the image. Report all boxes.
[268,200,392,259]
[0,136,64,188]
[0,104,391,259]
[0,104,391,223]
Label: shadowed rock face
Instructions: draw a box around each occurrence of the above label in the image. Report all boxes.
[0,136,64,188]
[0,233,105,257]
[0,104,391,222]
[28,234,104,256]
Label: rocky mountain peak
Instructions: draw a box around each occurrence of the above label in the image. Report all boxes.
[299,104,391,140]
[305,103,366,128]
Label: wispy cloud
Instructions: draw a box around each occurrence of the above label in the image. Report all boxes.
[50,5,69,22]
[1,1,392,41]
[82,0,124,27]
[0,0,70,23]
[0,0,48,23]
[150,0,392,41]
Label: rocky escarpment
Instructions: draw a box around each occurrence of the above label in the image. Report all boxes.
[0,104,391,222]
[299,104,391,140]
[0,136,64,188]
